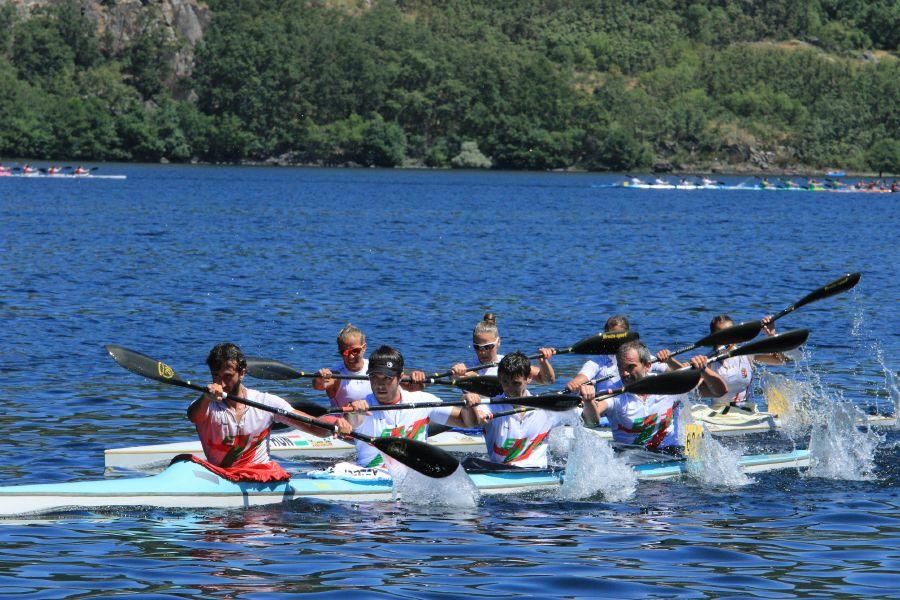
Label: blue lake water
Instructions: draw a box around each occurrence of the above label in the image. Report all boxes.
[0,165,898,597]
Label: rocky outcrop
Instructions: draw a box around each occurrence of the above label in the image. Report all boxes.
[2,0,210,79]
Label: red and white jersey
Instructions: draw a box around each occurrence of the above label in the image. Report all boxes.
[709,355,754,406]
[327,359,371,408]
[351,389,454,468]
[189,388,295,468]
[479,391,579,468]
[605,391,683,450]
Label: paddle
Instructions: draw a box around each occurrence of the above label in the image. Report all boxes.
[272,396,329,431]
[246,356,503,397]
[105,345,460,478]
[765,272,860,323]
[651,320,762,364]
[328,392,582,414]
[445,330,640,376]
[707,328,809,363]
[593,330,808,402]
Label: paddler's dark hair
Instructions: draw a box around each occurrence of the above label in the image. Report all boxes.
[498,351,530,379]
[709,314,734,333]
[206,342,247,373]
[604,315,630,332]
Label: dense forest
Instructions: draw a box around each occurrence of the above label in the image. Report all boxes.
[0,0,898,172]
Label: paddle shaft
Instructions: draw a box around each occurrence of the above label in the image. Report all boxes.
[327,392,581,414]
[769,272,860,323]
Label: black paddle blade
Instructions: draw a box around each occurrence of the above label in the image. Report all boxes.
[452,375,503,397]
[793,272,861,311]
[370,437,460,478]
[625,369,702,396]
[729,329,809,358]
[694,320,762,348]
[105,344,188,388]
[503,393,582,411]
[246,357,307,380]
[568,330,639,355]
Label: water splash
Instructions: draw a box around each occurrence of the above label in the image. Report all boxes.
[873,342,899,421]
[768,349,882,481]
[388,462,480,507]
[559,426,636,502]
[685,432,752,487]
[808,401,880,480]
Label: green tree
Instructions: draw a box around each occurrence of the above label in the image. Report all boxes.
[868,138,900,176]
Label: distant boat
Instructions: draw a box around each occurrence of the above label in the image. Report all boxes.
[826,170,845,177]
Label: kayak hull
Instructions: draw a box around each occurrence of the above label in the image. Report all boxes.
[104,430,489,469]
[1,449,810,517]
[105,409,894,469]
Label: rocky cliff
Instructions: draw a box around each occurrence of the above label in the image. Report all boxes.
[3,0,209,80]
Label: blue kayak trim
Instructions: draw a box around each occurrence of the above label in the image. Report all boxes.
[0,449,811,516]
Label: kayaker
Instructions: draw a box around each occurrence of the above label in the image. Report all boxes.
[449,312,555,381]
[188,342,352,482]
[343,345,469,469]
[581,340,725,454]
[463,351,579,469]
[449,312,555,408]
[313,323,372,409]
[672,314,785,409]
[568,315,669,400]
[565,315,630,395]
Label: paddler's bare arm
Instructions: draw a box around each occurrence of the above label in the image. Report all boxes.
[565,373,590,392]
[187,382,226,424]
[581,397,610,427]
[692,355,728,397]
[313,368,340,397]
[531,347,556,384]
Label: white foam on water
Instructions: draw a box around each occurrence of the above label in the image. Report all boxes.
[681,397,753,487]
[387,461,480,507]
[559,426,636,502]
[873,341,899,422]
[808,400,881,481]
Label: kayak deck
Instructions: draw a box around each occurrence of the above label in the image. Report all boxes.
[1,449,810,517]
[104,410,894,469]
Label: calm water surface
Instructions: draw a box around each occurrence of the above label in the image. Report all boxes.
[0,166,897,598]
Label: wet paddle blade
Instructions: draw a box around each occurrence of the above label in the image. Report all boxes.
[693,320,762,348]
[105,344,190,389]
[371,437,460,478]
[452,375,503,397]
[625,369,702,396]
[792,272,860,311]
[567,330,639,355]
[246,357,308,380]
[729,329,809,358]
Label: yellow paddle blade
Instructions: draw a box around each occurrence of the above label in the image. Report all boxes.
[684,423,704,459]
[766,381,790,417]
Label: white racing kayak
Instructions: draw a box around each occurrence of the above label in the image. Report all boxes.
[0,449,811,517]
[104,408,894,469]
[104,429,489,469]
